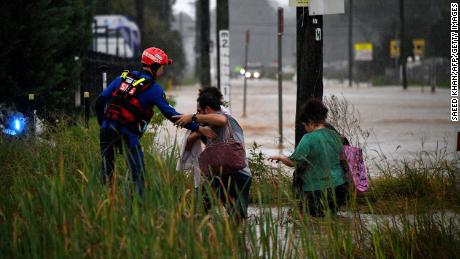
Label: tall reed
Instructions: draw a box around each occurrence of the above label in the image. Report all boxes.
[0,119,459,258]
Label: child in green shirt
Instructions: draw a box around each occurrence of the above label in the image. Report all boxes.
[269,99,347,217]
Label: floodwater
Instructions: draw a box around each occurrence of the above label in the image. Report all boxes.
[245,205,459,256]
[155,80,459,253]
[156,78,458,175]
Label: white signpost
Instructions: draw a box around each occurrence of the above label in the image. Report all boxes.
[309,0,344,15]
[289,0,345,16]
[219,30,231,105]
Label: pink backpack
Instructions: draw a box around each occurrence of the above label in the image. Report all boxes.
[342,145,369,192]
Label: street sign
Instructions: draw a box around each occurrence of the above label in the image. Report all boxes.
[309,0,345,15]
[289,0,309,7]
[219,30,231,104]
[390,39,400,59]
[354,42,373,61]
[413,38,425,58]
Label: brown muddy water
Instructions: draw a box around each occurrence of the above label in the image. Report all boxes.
[156,79,458,176]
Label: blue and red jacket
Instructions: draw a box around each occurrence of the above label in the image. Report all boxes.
[96,70,198,142]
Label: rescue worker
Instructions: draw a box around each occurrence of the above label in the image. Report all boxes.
[95,47,215,196]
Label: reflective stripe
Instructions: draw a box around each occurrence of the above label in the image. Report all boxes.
[132,78,146,86]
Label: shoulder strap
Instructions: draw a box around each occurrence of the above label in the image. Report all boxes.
[119,71,152,95]
[222,114,237,142]
[133,78,146,86]
[120,70,129,79]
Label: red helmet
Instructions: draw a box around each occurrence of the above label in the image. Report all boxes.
[141,47,173,66]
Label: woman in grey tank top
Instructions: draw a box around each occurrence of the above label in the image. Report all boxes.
[173,87,252,223]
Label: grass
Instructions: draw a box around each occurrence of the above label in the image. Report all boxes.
[0,118,459,258]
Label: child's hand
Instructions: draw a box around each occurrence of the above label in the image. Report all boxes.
[268,156,281,163]
[268,155,295,167]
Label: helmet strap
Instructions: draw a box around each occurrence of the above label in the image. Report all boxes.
[149,63,161,80]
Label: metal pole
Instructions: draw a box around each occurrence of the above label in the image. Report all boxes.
[100,65,108,90]
[348,0,353,87]
[399,0,407,90]
[84,91,90,128]
[103,71,107,89]
[199,0,211,88]
[431,60,436,93]
[277,8,284,148]
[28,93,35,135]
[242,29,249,118]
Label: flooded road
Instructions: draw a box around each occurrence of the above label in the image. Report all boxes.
[160,79,458,174]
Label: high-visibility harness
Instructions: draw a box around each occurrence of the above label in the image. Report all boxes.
[105,71,154,135]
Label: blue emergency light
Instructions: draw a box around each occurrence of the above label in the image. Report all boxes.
[3,114,26,136]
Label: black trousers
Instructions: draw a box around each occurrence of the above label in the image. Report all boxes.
[203,173,252,222]
[99,127,145,196]
[301,183,348,217]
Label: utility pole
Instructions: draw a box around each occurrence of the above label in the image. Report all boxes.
[277,7,284,148]
[216,0,229,90]
[194,0,200,81]
[348,0,353,87]
[199,0,211,88]
[295,7,323,145]
[135,0,144,48]
[242,29,250,118]
[399,0,407,90]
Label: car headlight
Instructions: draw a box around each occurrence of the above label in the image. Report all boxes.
[245,72,251,78]
[253,72,260,78]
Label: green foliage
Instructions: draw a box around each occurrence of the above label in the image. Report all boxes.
[362,145,460,213]
[247,142,292,204]
[143,16,186,79]
[248,142,279,184]
[0,122,460,257]
[0,0,91,114]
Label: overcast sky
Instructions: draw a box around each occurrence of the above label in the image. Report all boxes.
[172,0,289,18]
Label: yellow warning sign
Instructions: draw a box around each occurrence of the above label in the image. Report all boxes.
[354,42,373,61]
[413,38,425,58]
[390,40,400,58]
[289,0,309,7]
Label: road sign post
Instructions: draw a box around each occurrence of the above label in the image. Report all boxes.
[242,29,250,118]
[278,7,284,148]
[219,30,231,106]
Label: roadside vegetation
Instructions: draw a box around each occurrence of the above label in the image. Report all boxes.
[0,97,459,257]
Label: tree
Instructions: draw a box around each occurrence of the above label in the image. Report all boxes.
[0,0,91,116]
[93,0,186,78]
[143,15,186,79]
